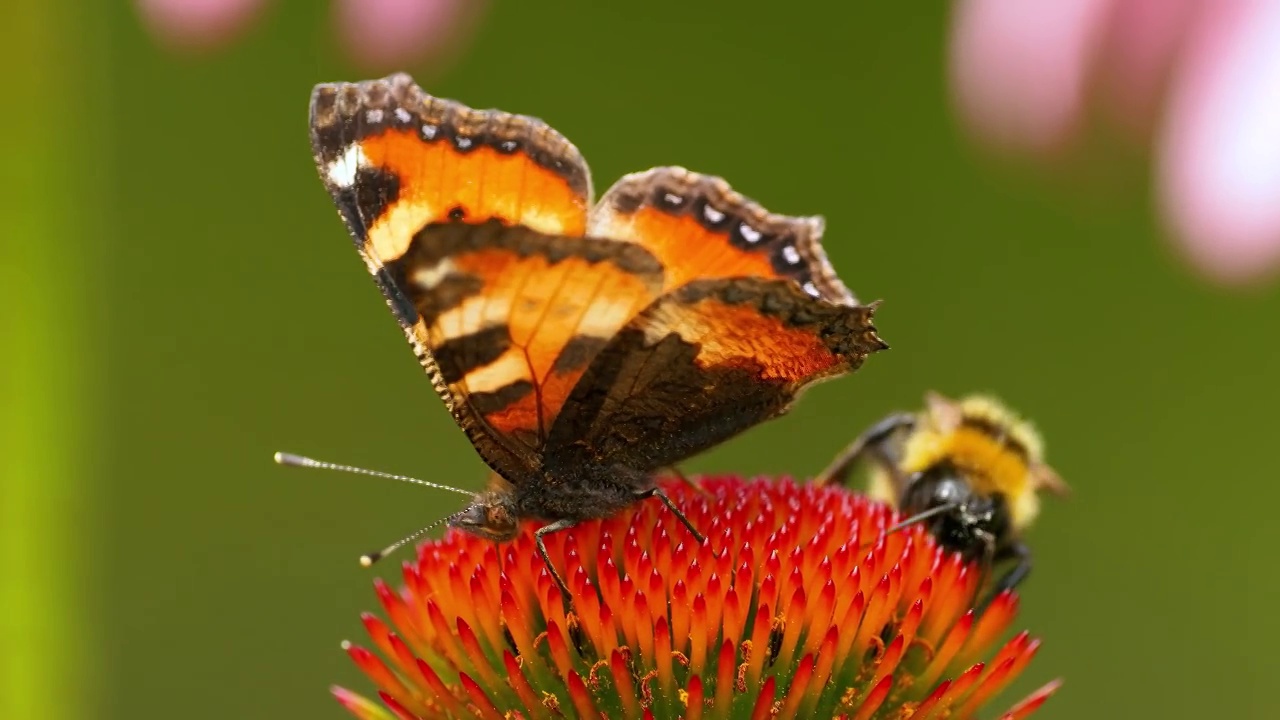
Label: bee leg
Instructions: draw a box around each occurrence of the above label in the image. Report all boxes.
[814,412,916,486]
[535,519,579,610]
[993,541,1033,597]
[977,541,1032,613]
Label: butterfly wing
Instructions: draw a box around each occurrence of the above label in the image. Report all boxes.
[308,74,656,481]
[588,166,856,303]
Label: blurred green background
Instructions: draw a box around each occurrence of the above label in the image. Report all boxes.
[5,2,1277,719]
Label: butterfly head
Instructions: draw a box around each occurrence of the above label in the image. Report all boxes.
[448,489,520,542]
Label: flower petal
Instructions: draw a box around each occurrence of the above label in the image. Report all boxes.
[333,0,487,71]
[949,0,1116,154]
[1158,0,1280,282]
[135,0,265,50]
[1097,0,1202,136]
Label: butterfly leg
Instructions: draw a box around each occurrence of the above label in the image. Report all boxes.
[534,519,579,609]
[639,486,709,548]
[813,412,916,486]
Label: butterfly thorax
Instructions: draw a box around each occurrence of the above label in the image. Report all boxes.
[448,464,651,543]
[514,463,653,524]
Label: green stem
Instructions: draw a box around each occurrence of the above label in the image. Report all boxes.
[1,2,104,718]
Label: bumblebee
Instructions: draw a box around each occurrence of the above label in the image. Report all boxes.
[814,391,1068,602]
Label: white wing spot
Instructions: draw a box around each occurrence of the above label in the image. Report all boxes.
[455,136,474,150]
[421,123,438,140]
[802,281,820,297]
[326,144,367,188]
[782,245,801,265]
[702,204,725,223]
[412,258,458,289]
[663,192,684,206]
[739,223,762,243]
[393,107,412,124]
[365,109,384,124]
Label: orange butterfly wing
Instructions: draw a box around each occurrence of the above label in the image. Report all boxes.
[310,74,650,481]
[309,74,886,484]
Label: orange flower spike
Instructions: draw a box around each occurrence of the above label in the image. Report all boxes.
[831,590,866,674]
[467,574,505,654]
[713,638,736,713]
[851,574,893,659]
[721,586,746,648]
[456,618,503,691]
[870,632,906,690]
[801,627,840,717]
[653,616,675,697]
[744,601,773,688]
[689,593,710,675]
[778,652,817,718]
[702,572,726,639]
[458,672,505,720]
[959,590,1020,668]
[565,671,600,718]
[775,587,806,671]
[608,648,642,719]
[501,650,546,720]
[917,609,976,690]
[342,642,430,717]
[386,633,433,695]
[748,675,777,720]
[543,620,574,681]
[957,635,1042,716]
[412,657,467,716]
[850,674,893,720]
[684,673,705,720]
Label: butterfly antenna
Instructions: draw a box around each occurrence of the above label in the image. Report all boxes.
[273,452,475,497]
[359,514,455,567]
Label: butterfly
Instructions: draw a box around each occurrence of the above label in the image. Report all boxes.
[304,72,888,603]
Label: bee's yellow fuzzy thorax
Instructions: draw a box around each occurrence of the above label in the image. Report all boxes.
[899,394,1047,530]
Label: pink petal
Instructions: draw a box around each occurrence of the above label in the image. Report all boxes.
[949,0,1116,155]
[1158,0,1280,283]
[1097,0,1203,137]
[136,0,266,50]
[333,0,487,71]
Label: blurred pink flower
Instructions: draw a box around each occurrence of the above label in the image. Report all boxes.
[137,0,487,71]
[950,0,1280,285]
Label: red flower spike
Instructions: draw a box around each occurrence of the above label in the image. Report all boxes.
[336,475,1057,719]
[749,675,777,720]
[1002,679,1063,720]
[684,673,705,720]
[376,690,420,720]
[458,672,504,720]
